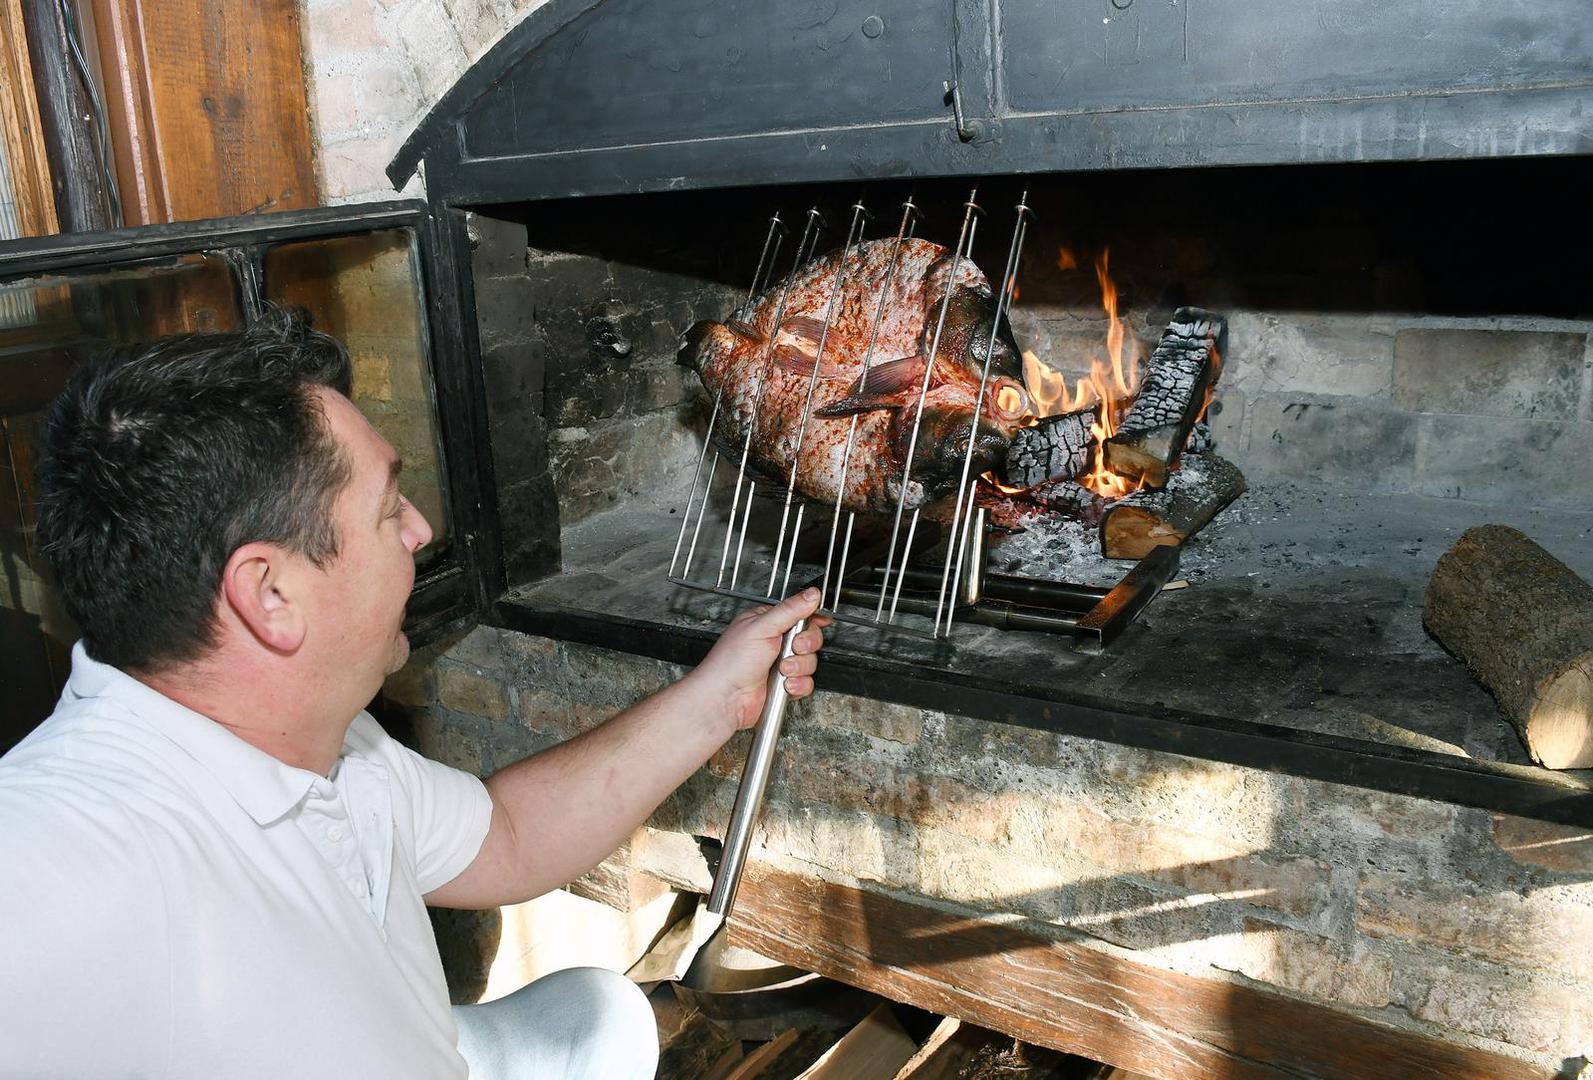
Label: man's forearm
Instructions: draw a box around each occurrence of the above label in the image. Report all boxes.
[427,671,736,908]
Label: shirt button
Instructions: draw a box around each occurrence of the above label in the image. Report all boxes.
[327,826,346,843]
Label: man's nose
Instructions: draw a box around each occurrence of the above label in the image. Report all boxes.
[404,502,434,554]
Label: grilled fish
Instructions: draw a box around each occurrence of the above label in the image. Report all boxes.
[678,237,1032,521]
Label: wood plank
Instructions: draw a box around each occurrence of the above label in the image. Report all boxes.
[0,0,58,236]
[728,863,1548,1080]
[86,0,318,225]
[87,0,168,225]
[797,1002,917,1080]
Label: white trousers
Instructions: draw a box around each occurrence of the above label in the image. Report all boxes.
[452,967,659,1080]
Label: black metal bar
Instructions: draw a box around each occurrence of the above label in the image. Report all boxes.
[851,565,1110,613]
[489,597,1593,829]
[1073,545,1182,653]
[415,86,1593,209]
[0,202,428,278]
[840,587,1082,634]
[421,203,506,620]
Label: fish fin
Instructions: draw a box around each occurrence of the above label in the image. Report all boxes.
[846,355,927,397]
[780,315,829,344]
[727,319,763,341]
[773,343,819,375]
[814,394,903,418]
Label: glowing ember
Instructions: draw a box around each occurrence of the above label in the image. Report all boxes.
[1021,247,1145,499]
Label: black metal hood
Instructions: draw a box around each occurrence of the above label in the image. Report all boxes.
[390,0,1592,205]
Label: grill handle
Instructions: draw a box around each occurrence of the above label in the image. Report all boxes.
[706,617,806,916]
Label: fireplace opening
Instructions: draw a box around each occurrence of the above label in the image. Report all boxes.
[468,157,1592,797]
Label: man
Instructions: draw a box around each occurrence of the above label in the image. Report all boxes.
[0,308,827,1078]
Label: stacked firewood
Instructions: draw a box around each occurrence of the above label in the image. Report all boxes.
[1005,308,1247,558]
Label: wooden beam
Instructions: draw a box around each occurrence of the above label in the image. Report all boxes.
[18,0,110,231]
[0,0,59,236]
[728,863,1547,1080]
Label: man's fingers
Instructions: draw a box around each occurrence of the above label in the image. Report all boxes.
[791,627,826,655]
[782,674,816,698]
[759,587,821,635]
[779,652,818,678]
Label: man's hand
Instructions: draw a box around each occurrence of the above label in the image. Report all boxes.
[687,588,831,731]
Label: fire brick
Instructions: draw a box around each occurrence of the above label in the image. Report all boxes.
[1355,871,1593,979]
[1394,328,1585,420]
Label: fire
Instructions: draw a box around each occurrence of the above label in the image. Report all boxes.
[1021,247,1144,499]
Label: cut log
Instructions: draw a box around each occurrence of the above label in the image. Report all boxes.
[1006,407,1096,488]
[1099,454,1247,559]
[1104,309,1227,489]
[1424,525,1593,770]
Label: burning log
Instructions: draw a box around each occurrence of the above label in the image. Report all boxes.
[1005,407,1096,488]
[1104,309,1227,489]
[1099,454,1246,559]
[1424,525,1593,769]
[1096,453,1241,557]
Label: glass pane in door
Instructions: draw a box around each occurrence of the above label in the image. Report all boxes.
[263,229,450,567]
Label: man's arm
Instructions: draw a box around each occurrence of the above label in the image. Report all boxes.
[424,588,826,909]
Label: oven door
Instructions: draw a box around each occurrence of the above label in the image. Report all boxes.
[0,201,490,748]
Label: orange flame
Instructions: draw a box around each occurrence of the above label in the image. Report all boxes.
[1020,246,1144,499]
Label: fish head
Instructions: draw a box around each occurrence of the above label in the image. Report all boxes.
[921,286,1032,435]
[898,403,1013,502]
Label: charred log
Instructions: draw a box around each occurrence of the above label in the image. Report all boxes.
[1099,455,1246,559]
[1104,309,1227,489]
[1424,525,1593,770]
[1005,408,1096,488]
[1026,478,1109,524]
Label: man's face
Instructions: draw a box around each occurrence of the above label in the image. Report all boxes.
[309,388,433,694]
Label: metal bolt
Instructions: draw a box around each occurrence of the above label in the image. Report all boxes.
[862,14,884,37]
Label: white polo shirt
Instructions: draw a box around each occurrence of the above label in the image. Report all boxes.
[0,643,494,1079]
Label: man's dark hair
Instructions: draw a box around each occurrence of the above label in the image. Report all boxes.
[37,306,355,673]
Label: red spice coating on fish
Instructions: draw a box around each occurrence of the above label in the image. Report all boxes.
[679,237,1032,521]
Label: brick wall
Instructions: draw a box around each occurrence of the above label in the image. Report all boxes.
[388,625,1593,1070]
[299,0,548,203]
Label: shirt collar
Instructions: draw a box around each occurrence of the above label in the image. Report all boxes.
[66,641,332,827]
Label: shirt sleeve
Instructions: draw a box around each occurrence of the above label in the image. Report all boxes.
[348,713,494,894]
[0,786,170,1078]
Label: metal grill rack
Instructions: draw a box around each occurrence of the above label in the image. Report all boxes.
[668,190,1180,914]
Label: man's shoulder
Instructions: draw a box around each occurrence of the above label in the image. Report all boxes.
[0,701,205,862]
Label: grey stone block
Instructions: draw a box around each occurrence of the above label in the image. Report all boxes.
[1416,414,1593,510]
[472,275,537,348]
[1225,312,1394,401]
[466,212,528,280]
[1239,394,1418,493]
[1393,328,1585,420]
[1582,338,1593,421]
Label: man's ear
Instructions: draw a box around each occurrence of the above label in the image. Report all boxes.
[221,543,307,655]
